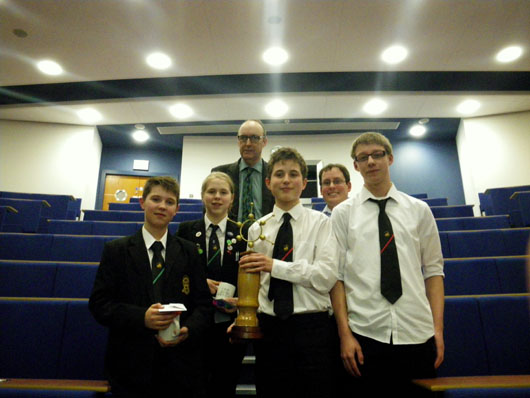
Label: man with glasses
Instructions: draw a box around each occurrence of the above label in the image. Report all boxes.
[319,163,352,216]
[330,132,445,396]
[212,120,274,222]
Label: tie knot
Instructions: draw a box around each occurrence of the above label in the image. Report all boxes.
[369,198,389,211]
[151,241,164,253]
[210,224,219,233]
[282,213,292,223]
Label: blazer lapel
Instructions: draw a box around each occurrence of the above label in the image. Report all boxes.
[128,230,154,302]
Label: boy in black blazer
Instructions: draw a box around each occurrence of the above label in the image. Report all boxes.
[89,176,212,398]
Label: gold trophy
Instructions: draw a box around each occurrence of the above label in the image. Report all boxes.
[229,203,274,341]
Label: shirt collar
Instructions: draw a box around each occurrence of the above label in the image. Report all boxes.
[239,158,263,173]
[142,225,168,250]
[360,183,400,204]
[272,202,303,222]
[322,205,332,216]
[204,214,227,234]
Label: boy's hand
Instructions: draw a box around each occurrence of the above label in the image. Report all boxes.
[156,326,189,347]
[207,278,220,295]
[239,252,274,273]
[144,303,178,330]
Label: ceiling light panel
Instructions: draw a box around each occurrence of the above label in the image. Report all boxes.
[262,47,289,66]
[169,103,193,119]
[496,46,523,63]
[146,52,172,70]
[76,108,102,123]
[363,98,388,115]
[457,99,481,115]
[265,99,289,117]
[381,45,408,64]
[37,60,63,75]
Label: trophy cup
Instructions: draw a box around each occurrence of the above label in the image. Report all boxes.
[229,203,274,341]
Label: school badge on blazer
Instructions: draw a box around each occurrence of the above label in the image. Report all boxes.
[182,275,190,295]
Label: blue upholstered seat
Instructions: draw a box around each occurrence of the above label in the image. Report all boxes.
[478,296,530,375]
[0,299,68,378]
[0,233,53,260]
[53,264,98,298]
[438,297,489,377]
[436,215,510,231]
[422,197,448,206]
[0,262,57,297]
[431,205,474,218]
[496,257,528,294]
[444,259,501,295]
[57,301,107,380]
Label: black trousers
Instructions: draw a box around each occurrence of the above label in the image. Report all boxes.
[254,312,337,398]
[205,320,247,397]
[342,333,437,397]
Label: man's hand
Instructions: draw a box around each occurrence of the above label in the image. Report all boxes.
[207,279,220,295]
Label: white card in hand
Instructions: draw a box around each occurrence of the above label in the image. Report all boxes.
[158,303,187,313]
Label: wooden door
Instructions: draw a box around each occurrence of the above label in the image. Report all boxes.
[102,175,150,210]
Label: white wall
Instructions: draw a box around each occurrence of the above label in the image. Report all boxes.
[0,120,102,210]
[456,111,530,215]
[180,133,363,199]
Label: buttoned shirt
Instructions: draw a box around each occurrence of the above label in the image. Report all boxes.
[248,203,339,316]
[331,184,444,345]
[204,215,227,264]
[322,205,332,217]
[238,160,263,221]
[142,226,168,269]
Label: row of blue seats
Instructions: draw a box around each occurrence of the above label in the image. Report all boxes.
[1,296,527,396]
[1,257,526,299]
[44,215,511,237]
[1,228,528,262]
[0,199,51,233]
[480,185,530,227]
[0,262,97,298]
[0,191,81,220]
[439,228,530,258]
[47,220,181,236]
[82,209,202,222]
[109,202,203,212]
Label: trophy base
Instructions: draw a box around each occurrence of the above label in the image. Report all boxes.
[230,325,264,342]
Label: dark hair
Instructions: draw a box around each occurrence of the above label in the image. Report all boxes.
[267,147,307,179]
[318,164,350,187]
[142,176,180,202]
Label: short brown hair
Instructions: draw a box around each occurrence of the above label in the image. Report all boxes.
[267,147,308,179]
[350,132,393,160]
[318,164,350,187]
[142,176,180,202]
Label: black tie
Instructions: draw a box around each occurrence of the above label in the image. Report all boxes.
[268,213,294,319]
[151,241,165,303]
[369,198,402,304]
[208,225,222,280]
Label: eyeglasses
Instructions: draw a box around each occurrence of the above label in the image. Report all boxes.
[322,179,346,187]
[354,150,387,163]
[237,135,263,143]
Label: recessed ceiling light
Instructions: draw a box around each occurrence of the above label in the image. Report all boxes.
[37,60,63,75]
[457,99,481,115]
[146,52,172,70]
[262,47,289,66]
[265,99,288,117]
[362,98,388,115]
[410,125,426,137]
[169,103,193,119]
[76,108,102,123]
[381,45,408,64]
[496,46,523,63]
[132,130,149,143]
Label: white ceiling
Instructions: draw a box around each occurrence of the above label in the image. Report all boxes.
[0,0,529,128]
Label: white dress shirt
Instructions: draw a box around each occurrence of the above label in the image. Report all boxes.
[331,184,444,345]
[142,226,168,268]
[248,203,339,316]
